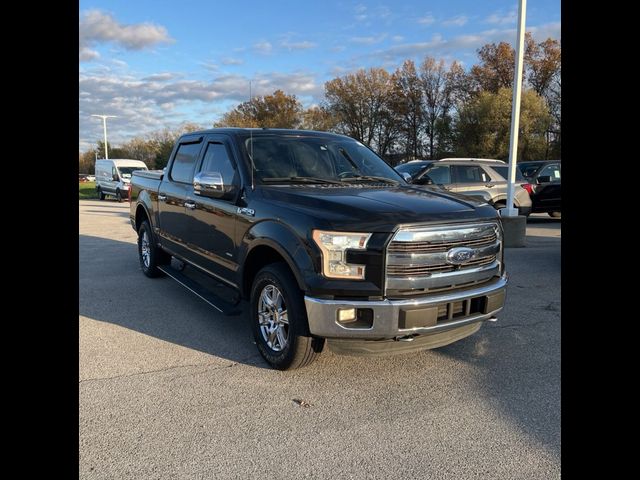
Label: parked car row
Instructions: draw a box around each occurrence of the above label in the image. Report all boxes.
[79,174,96,182]
[394,158,561,218]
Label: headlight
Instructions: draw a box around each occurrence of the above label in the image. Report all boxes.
[312,230,372,279]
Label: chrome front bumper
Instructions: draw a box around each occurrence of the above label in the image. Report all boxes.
[304,274,507,339]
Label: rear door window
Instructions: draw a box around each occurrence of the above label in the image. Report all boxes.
[452,165,490,183]
[170,141,203,183]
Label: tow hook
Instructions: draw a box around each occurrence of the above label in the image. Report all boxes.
[394,334,419,342]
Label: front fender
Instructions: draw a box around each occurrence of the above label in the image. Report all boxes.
[239,220,314,292]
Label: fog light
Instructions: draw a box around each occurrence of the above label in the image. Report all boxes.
[337,308,357,323]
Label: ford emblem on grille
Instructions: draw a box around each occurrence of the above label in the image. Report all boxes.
[446,247,476,265]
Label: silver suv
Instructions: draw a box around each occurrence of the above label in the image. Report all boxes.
[395,158,532,216]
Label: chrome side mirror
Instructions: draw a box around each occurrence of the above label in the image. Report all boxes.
[401,172,412,183]
[193,171,224,198]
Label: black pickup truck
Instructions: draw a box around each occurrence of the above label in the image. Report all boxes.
[130,128,507,369]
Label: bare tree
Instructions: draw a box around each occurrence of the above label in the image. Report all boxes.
[392,60,424,160]
[325,68,399,156]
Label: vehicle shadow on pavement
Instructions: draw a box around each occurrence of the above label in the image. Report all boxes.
[432,234,561,461]
[526,216,561,225]
[84,209,131,218]
[79,234,267,369]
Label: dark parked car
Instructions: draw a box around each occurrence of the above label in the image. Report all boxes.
[130,129,508,370]
[395,158,532,216]
[518,161,561,218]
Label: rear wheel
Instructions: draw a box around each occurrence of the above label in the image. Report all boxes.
[250,263,324,370]
[549,211,561,218]
[137,220,170,278]
[97,187,105,201]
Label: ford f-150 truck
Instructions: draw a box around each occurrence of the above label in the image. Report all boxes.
[130,128,507,370]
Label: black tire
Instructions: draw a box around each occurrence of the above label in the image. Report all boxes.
[250,263,324,370]
[137,220,170,278]
[98,187,105,201]
[549,211,561,218]
[116,189,123,203]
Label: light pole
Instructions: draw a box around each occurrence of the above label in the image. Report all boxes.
[91,114,117,160]
[503,0,527,218]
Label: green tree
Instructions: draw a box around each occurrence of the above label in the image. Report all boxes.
[214,90,303,128]
[301,105,338,131]
[454,88,552,161]
[79,149,97,174]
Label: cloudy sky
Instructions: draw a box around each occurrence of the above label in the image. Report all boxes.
[79,0,560,151]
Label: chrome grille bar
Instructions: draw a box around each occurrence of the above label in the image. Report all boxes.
[385,222,502,294]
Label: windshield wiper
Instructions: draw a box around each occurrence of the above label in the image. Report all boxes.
[340,175,400,185]
[261,176,343,185]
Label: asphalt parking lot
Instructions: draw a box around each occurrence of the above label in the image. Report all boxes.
[79,200,560,479]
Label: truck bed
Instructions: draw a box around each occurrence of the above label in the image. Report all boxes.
[133,169,164,181]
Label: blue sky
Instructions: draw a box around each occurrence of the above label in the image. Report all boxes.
[79,0,560,151]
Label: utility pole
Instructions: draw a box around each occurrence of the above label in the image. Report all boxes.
[91,115,117,160]
[503,0,527,218]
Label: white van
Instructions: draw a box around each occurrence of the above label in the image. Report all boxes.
[95,159,148,202]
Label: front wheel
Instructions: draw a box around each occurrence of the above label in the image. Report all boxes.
[116,189,123,203]
[250,263,324,370]
[137,220,170,278]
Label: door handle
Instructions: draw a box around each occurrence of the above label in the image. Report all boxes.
[184,201,196,210]
[158,194,167,201]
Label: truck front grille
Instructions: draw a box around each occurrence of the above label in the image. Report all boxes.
[385,222,502,296]
[387,255,497,277]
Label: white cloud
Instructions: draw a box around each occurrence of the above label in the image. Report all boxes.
[350,34,387,45]
[142,72,180,82]
[485,9,517,25]
[221,57,244,65]
[443,16,468,27]
[417,15,435,25]
[79,47,100,62]
[79,69,323,150]
[281,40,317,50]
[79,10,173,62]
[392,35,404,42]
[368,22,560,62]
[253,41,273,54]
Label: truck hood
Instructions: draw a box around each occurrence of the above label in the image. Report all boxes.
[259,184,497,231]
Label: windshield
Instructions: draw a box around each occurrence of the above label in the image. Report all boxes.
[117,166,147,178]
[244,135,404,184]
[395,162,430,178]
[492,165,525,182]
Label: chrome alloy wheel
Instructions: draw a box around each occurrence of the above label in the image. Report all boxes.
[258,284,289,352]
[141,230,151,268]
